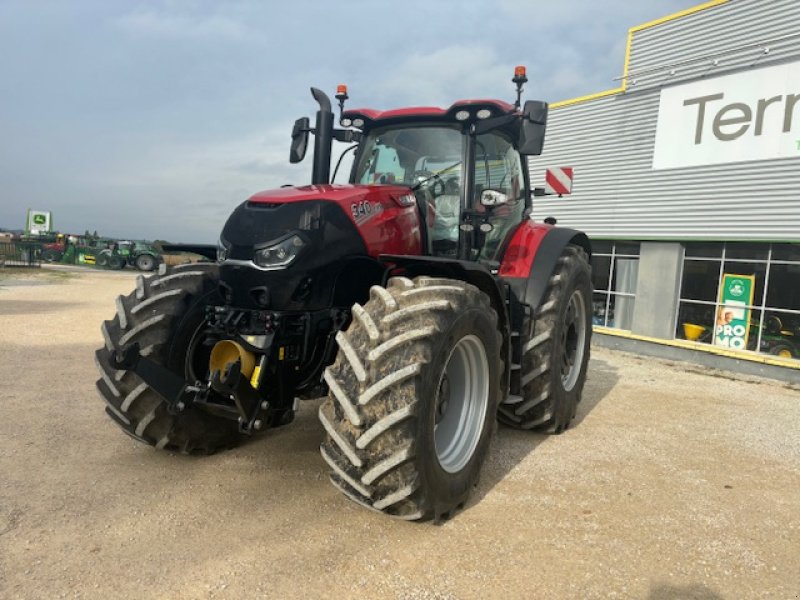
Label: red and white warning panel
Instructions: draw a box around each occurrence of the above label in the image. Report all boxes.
[544,167,574,195]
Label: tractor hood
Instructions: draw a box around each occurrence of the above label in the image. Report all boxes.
[218,183,422,311]
[242,182,423,258]
[247,183,413,206]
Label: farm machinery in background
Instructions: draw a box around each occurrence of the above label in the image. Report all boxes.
[38,234,162,271]
[95,67,594,522]
[682,314,800,359]
[95,240,161,271]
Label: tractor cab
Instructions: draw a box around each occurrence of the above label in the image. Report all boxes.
[347,112,528,261]
[290,66,548,264]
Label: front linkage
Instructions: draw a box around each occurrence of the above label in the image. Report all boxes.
[109,303,350,434]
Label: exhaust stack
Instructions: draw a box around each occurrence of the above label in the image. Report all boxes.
[310,87,334,185]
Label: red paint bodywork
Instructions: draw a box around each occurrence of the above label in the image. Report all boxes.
[498,221,554,278]
[248,184,422,258]
[248,184,549,277]
[247,99,545,274]
[344,99,518,124]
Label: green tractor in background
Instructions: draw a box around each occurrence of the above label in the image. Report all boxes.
[96,240,161,271]
[748,315,800,359]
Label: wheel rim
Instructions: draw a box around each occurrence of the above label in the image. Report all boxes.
[138,255,154,270]
[561,290,587,392]
[434,334,489,474]
[777,348,792,358]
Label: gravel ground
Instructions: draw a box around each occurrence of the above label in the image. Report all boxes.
[0,267,798,599]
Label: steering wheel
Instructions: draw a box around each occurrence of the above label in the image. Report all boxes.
[410,170,446,197]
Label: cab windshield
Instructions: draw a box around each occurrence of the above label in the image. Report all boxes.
[352,125,463,188]
[352,124,464,254]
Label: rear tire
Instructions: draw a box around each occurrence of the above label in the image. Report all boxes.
[320,277,501,521]
[95,263,242,454]
[499,245,592,433]
[135,253,157,272]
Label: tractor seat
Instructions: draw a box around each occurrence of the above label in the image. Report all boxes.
[431,194,460,245]
[766,315,783,334]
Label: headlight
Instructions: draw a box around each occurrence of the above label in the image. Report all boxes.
[253,234,306,269]
[217,238,229,262]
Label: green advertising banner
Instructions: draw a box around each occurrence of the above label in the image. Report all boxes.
[714,273,756,350]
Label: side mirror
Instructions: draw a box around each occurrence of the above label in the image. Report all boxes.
[290,117,310,163]
[480,189,509,207]
[518,100,548,156]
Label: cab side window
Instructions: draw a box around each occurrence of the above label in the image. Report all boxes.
[474,133,524,203]
[474,132,525,261]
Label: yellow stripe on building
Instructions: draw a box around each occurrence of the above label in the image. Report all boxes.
[594,326,800,371]
[551,0,729,109]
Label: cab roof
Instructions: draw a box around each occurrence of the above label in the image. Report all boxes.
[343,99,517,127]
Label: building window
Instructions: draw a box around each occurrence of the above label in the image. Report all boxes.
[676,242,800,362]
[591,241,640,330]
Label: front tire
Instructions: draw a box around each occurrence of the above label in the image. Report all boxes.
[499,245,592,433]
[320,277,501,521]
[95,264,242,453]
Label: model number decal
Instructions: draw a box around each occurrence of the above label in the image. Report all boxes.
[351,201,373,220]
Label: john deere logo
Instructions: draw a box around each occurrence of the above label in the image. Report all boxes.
[728,279,746,297]
[32,214,46,225]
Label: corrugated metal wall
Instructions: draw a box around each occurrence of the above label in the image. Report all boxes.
[529,0,800,241]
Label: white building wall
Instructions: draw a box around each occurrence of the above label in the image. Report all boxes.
[529,0,800,242]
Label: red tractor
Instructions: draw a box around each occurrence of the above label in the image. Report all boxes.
[96,68,592,522]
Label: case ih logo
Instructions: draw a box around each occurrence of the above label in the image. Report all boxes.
[652,61,800,169]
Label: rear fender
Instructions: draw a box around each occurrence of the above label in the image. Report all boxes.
[499,222,591,312]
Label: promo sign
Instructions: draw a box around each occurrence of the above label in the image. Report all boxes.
[653,60,800,169]
[26,209,53,234]
[714,273,755,350]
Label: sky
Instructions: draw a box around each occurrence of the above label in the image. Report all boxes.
[0,0,702,242]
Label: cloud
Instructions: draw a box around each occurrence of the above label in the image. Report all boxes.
[115,9,250,40]
[373,45,509,107]
[0,0,703,242]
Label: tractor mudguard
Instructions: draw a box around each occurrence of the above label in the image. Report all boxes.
[498,222,592,313]
[380,254,512,397]
[379,254,509,337]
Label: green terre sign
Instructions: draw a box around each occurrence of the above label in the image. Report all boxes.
[714,273,755,350]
